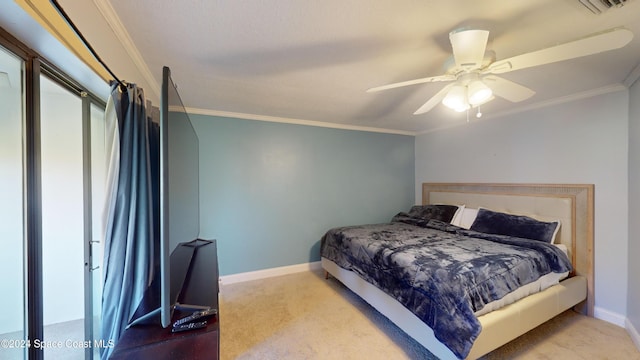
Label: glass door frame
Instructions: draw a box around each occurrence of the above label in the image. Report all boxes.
[82,92,94,360]
[1,27,107,360]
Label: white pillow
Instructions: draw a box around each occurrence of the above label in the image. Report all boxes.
[450,204,465,226]
[459,208,479,229]
[550,220,562,244]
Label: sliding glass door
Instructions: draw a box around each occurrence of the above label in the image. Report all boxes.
[40,74,85,359]
[39,75,106,360]
[0,43,26,360]
[0,44,107,360]
[1,30,107,360]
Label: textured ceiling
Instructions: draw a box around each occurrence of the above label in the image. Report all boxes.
[60,0,640,134]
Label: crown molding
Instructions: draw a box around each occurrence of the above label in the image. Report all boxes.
[185,107,418,136]
[92,0,160,99]
[187,84,626,137]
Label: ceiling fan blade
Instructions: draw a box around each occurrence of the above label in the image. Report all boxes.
[450,29,490,70]
[486,28,633,74]
[483,75,535,102]
[367,74,455,92]
[414,83,455,115]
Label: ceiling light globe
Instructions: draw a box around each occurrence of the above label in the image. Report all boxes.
[468,80,492,105]
[442,85,467,110]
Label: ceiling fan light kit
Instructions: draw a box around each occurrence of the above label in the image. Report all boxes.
[442,84,469,112]
[441,79,493,112]
[368,27,633,117]
[467,80,492,104]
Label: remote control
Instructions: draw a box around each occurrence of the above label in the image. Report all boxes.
[171,320,207,333]
[172,308,218,327]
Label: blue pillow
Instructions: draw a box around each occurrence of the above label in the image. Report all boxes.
[391,204,460,227]
[469,208,560,243]
[406,204,460,223]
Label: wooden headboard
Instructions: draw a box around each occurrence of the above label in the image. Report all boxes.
[422,183,594,316]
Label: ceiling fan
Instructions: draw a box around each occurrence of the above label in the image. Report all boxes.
[367,27,633,114]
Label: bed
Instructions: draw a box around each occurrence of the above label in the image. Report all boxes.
[320,183,594,359]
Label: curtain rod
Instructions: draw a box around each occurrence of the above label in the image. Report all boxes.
[49,0,127,90]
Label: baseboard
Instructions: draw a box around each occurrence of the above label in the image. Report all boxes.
[594,306,626,327]
[626,318,640,352]
[220,261,322,286]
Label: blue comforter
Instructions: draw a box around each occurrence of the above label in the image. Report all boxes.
[320,219,572,359]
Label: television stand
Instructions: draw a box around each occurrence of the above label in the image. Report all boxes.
[110,239,219,359]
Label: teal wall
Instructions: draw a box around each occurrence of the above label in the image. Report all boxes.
[191,115,415,276]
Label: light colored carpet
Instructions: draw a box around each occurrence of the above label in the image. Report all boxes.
[220,269,640,360]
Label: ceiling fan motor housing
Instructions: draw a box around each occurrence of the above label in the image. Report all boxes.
[444,51,496,76]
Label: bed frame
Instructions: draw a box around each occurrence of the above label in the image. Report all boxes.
[322,183,594,359]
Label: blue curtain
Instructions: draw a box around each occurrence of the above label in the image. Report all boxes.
[101,82,159,359]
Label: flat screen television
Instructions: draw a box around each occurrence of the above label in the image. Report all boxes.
[128,66,203,328]
[158,66,202,327]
